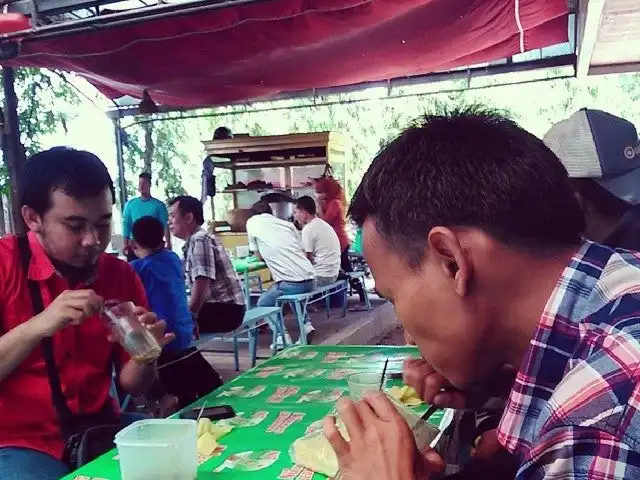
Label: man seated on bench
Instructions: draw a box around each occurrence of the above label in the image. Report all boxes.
[168,195,245,336]
[246,200,316,344]
[294,196,341,286]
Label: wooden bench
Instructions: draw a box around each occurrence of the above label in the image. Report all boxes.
[276,280,348,345]
[191,306,286,370]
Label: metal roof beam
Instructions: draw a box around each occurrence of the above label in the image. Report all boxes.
[7,0,125,16]
[105,54,575,120]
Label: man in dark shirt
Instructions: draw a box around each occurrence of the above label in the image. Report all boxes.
[544,109,640,250]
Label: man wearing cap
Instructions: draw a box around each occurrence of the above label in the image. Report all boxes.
[544,108,640,250]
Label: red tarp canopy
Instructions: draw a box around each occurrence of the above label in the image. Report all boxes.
[6,0,569,107]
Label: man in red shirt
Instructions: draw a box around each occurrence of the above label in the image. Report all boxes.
[0,147,173,480]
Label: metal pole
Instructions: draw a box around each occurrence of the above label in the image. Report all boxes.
[2,66,26,235]
[2,0,276,43]
[113,117,127,210]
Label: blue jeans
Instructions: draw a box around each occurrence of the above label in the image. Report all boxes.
[257,280,315,322]
[0,412,148,480]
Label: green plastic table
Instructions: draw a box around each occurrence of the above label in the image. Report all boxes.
[63,345,452,480]
[232,256,267,301]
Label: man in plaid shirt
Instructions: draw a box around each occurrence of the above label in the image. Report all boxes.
[320,107,640,480]
[168,195,245,334]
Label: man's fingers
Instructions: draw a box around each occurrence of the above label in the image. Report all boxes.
[432,390,466,409]
[139,311,159,326]
[158,333,176,347]
[337,397,365,441]
[323,415,350,458]
[418,449,446,476]
[363,391,401,423]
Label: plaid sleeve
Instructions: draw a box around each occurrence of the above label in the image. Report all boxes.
[519,425,640,480]
[189,235,217,280]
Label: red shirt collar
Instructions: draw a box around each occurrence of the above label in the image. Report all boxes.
[26,231,56,282]
[26,231,100,285]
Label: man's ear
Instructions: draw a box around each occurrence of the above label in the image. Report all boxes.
[21,205,43,233]
[427,227,472,297]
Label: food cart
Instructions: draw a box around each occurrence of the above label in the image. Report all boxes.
[203,131,348,291]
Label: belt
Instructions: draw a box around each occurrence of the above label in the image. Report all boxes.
[277,279,314,284]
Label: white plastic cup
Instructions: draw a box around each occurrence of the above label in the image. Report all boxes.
[115,419,197,480]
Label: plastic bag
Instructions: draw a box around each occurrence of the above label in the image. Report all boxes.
[289,393,448,477]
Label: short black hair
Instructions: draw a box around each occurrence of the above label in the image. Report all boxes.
[20,147,116,215]
[168,195,204,225]
[296,196,317,215]
[251,200,273,216]
[139,172,152,181]
[132,216,164,250]
[570,178,632,220]
[349,106,586,266]
[213,127,233,140]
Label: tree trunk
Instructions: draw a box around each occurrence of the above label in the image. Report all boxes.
[143,122,154,174]
[2,67,27,235]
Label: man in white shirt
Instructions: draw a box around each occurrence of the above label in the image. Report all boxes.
[246,200,316,341]
[294,196,341,285]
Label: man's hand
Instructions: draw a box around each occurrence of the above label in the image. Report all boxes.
[323,392,444,480]
[106,306,175,349]
[403,358,466,409]
[403,358,517,408]
[31,289,103,338]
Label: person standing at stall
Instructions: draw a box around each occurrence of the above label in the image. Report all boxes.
[315,177,366,302]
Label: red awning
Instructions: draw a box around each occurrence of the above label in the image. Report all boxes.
[5,0,568,107]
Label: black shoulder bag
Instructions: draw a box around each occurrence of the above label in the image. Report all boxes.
[17,236,124,469]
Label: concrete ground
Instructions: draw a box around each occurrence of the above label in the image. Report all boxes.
[200,294,405,382]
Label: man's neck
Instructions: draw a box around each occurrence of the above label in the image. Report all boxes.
[140,194,151,200]
[185,225,200,240]
[491,246,579,368]
[135,247,160,259]
[49,256,97,287]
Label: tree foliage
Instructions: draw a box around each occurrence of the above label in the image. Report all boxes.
[120,119,188,202]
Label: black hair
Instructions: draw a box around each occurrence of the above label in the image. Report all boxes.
[168,195,204,225]
[213,127,233,140]
[132,216,164,250]
[349,105,586,266]
[251,200,273,216]
[296,196,317,215]
[139,172,152,181]
[570,178,632,220]
[19,147,116,215]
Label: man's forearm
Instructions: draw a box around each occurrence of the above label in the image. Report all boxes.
[119,359,157,397]
[189,278,211,316]
[0,319,45,383]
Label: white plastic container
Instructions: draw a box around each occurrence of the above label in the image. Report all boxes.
[115,419,197,480]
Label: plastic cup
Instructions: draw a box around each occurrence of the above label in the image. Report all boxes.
[115,419,197,480]
[102,300,161,363]
[347,372,385,400]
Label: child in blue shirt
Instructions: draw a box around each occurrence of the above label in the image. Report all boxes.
[131,216,222,409]
[131,216,193,354]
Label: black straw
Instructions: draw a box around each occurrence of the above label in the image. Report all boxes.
[379,358,389,390]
